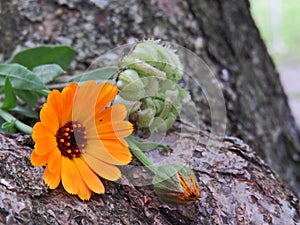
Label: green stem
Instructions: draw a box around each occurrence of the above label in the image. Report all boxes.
[35,89,51,96]
[0,108,33,134]
[127,136,158,173]
[46,83,70,89]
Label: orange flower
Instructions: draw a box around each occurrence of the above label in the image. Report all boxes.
[30,81,133,200]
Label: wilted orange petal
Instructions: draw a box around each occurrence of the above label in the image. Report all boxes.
[46,89,63,126]
[95,83,118,112]
[40,104,59,134]
[48,148,62,173]
[97,104,128,122]
[30,151,50,167]
[74,158,105,194]
[61,157,81,195]
[101,139,132,164]
[96,121,133,139]
[84,140,130,165]
[44,165,61,189]
[60,82,77,125]
[82,154,121,181]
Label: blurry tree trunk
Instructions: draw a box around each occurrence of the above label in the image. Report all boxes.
[1,0,300,224]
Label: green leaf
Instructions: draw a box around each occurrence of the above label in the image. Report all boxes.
[9,105,39,119]
[15,89,39,106]
[1,77,18,110]
[9,45,76,70]
[0,117,6,132]
[69,67,117,82]
[1,121,17,133]
[0,64,46,90]
[33,64,64,84]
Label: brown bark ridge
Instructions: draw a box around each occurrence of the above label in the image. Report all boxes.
[0,127,299,225]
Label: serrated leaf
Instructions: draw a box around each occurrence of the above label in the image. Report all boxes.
[15,89,39,106]
[1,77,18,110]
[0,64,46,90]
[9,45,76,70]
[9,105,39,119]
[33,64,64,84]
[70,67,117,82]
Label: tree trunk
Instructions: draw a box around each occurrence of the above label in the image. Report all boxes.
[1,0,300,224]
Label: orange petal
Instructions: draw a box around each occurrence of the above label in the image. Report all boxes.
[97,104,128,122]
[74,158,105,194]
[48,148,62,173]
[95,83,118,112]
[40,104,59,134]
[96,121,133,139]
[32,122,55,141]
[47,89,63,126]
[61,157,81,195]
[34,143,56,157]
[77,177,92,201]
[82,154,121,181]
[44,164,61,189]
[32,123,57,156]
[30,151,50,167]
[72,81,99,123]
[84,140,130,165]
[71,159,92,200]
[60,82,78,125]
[101,139,132,164]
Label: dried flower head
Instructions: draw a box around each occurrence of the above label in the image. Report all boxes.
[30,81,133,200]
[153,164,200,204]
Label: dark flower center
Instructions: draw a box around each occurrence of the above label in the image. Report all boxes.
[56,121,87,159]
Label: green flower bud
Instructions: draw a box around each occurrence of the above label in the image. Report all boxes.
[152,99,164,115]
[117,69,144,91]
[153,164,200,204]
[128,40,183,82]
[135,98,156,128]
[117,40,190,132]
[119,56,167,80]
[114,95,141,113]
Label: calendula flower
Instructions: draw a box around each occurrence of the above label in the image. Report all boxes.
[153,164,200,204]
[30,81,133,200]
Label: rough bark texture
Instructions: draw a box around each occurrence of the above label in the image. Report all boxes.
[1,0,300,224]
[0,128,299,224]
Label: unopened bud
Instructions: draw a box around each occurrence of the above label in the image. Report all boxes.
[117,69,144,91]
[153,164,200,204]
[117,40,190,132]
[128,40,183,81]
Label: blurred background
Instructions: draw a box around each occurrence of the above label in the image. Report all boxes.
[251,0,300,127]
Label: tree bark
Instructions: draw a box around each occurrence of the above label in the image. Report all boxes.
[1,128,299,224]
[1,0,300,224]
